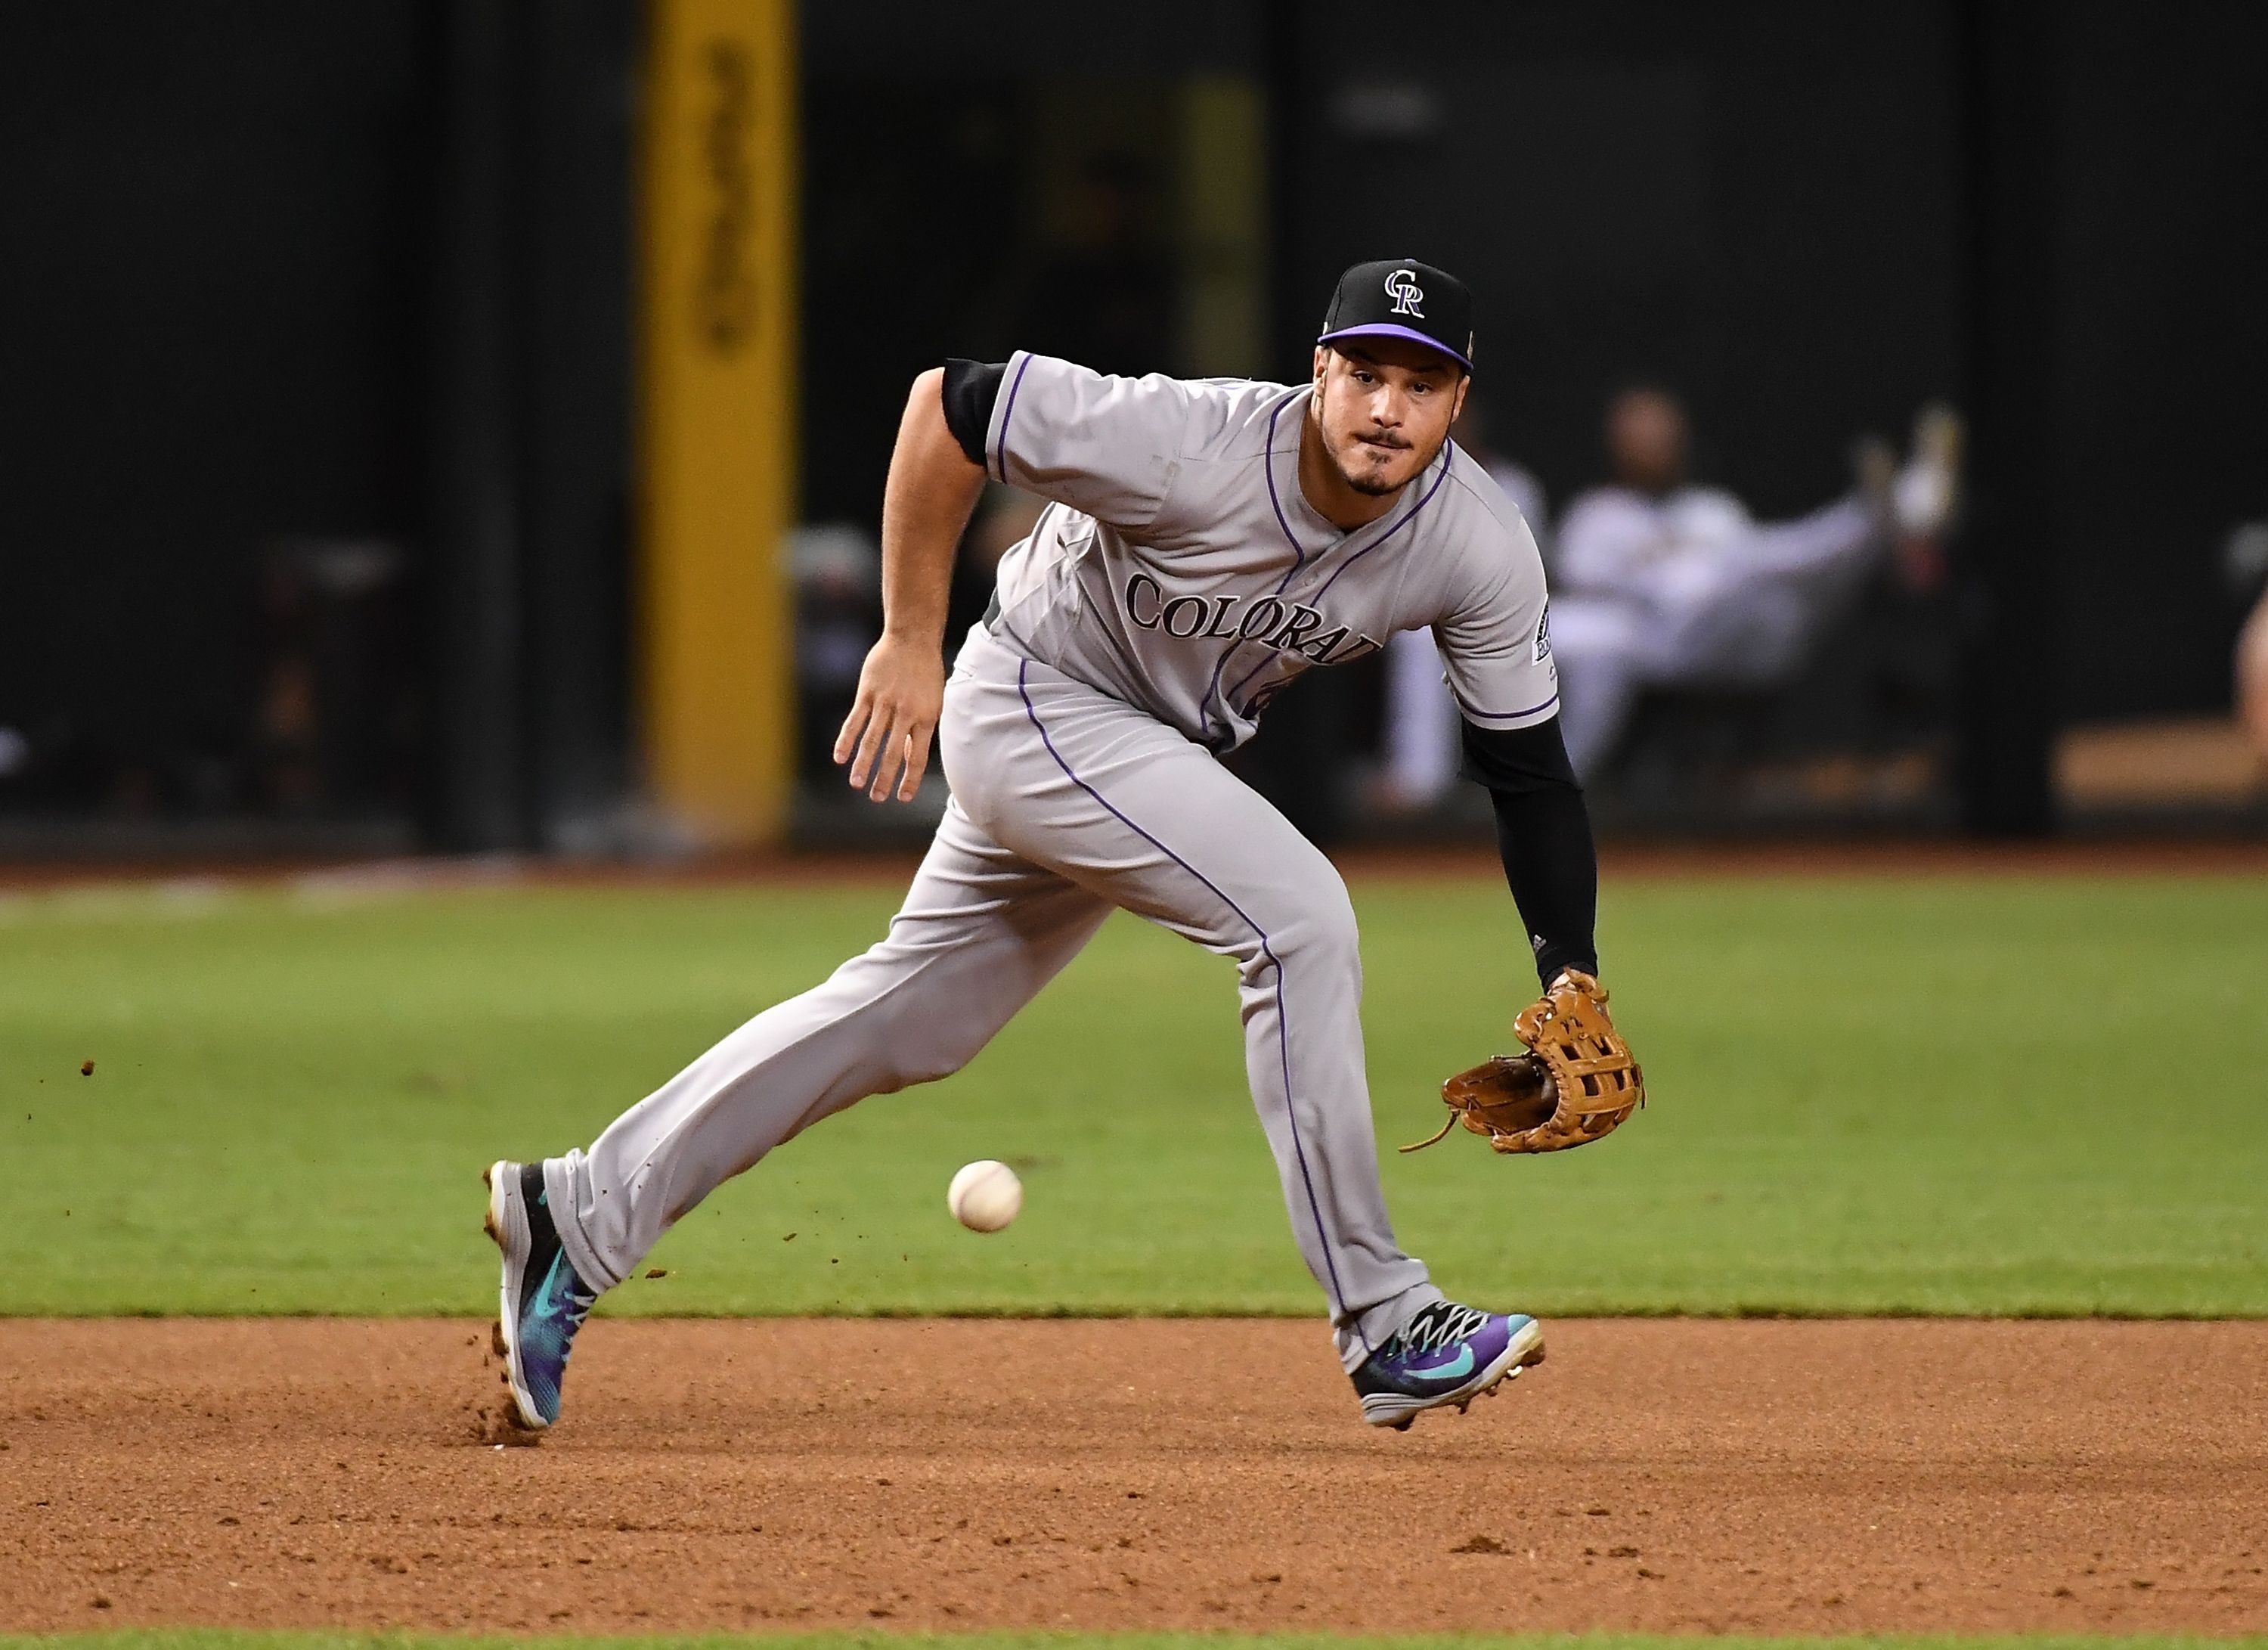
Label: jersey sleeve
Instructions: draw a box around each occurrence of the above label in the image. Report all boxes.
[986,351,1189,531]
[1432,515,1561,732]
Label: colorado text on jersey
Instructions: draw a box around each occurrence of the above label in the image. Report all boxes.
[1123,572,1383,667]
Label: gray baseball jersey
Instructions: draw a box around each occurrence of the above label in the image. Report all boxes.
[981,352,1559,749]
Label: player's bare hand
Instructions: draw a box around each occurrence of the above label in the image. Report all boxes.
[833,634,944,802]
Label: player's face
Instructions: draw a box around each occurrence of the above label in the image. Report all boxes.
[1311,342,1468,497]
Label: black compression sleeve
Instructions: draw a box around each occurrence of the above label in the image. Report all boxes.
[1462,716,1600,988]
[940,359,1006,467]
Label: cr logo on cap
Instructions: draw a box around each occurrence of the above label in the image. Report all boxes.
[1383,268,1424,317]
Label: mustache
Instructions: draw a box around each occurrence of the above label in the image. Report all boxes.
[1354,429,1412,451]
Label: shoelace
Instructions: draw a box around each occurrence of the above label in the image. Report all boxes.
[545,1267,597,1329]
[1393,1302,1491,1357]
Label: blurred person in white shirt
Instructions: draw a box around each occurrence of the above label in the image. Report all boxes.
[1547,386,1958,779]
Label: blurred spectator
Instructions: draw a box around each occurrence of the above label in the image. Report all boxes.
[1377,395,1549,811]
[2229,521,2268,766]
[790,524,882,783]
[1548,387,1960,780]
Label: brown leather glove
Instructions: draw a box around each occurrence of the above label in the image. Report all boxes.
[1403,969,1645,1155]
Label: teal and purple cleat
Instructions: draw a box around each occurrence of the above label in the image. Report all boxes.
[1351,1301,1545,1430]
[483,1160,599,1431]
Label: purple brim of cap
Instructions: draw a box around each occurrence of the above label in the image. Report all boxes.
[1316,322,1473,371]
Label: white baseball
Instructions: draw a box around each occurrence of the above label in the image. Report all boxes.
[947,1159,1022,1233]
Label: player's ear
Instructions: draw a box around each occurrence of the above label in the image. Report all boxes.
[1450,374,1471,426]
[1312,345,1331,389]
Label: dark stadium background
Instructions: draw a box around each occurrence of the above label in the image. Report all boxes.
[2,0,2262,857]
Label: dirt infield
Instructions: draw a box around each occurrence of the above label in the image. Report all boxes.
[2,1319,2262,1636]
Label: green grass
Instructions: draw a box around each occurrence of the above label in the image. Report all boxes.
[2,872,2263,1319]
[5,1633,2264,1650]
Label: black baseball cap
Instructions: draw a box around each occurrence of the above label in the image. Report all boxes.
[1316,257,1475,372]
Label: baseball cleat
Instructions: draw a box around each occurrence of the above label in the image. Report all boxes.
[484,1159,598,1431]
[1351,1301,1545,1430]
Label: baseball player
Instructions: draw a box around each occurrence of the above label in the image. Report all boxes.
[485,259,1641,1434]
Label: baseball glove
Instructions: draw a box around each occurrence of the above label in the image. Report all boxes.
[1402,969,1645,1155]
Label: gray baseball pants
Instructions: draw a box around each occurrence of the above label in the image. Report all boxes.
[543,626,1442,1369]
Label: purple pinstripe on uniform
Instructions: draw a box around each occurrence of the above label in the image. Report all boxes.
[991,354,1036,484]
[1219,440,1459,722]
[1310,439,1458,606]
[1198,405,1452,741]
[1015,660,1364,1348]
[1193,392,1312,742]
[1259,392,1309,569]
